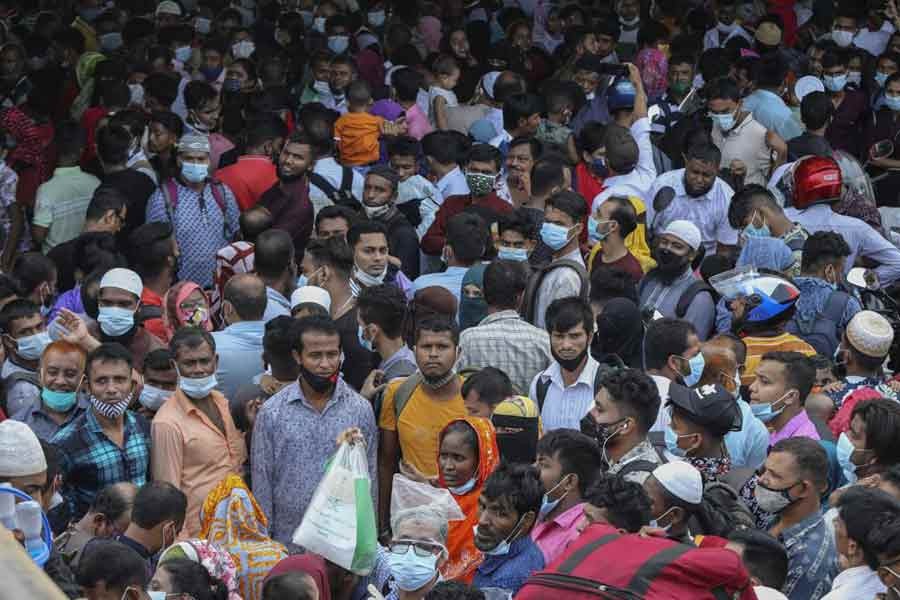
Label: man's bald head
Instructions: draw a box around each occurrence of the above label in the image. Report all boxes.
[698,338,740,394]
[240,206,273,244]
[224,273,268,322]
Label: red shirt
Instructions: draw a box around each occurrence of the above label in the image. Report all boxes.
[215,155,279,211]
[141,287,166,342]
[575,162,604,244]
[421,192,512,256]
[593,250,644,284]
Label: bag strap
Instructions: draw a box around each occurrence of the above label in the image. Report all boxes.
[616,459,659,479]
[522,259,589,323]
[557,534,621,574]
[340,166,353,194]
[393,372,423,421]
[308,171,341,203]
[162,179,178,222]
[208,180,227,214]
[675,280,714,319]
[626,543,695,597]
[536,375,552,412]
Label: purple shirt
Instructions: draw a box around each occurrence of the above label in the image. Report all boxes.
[769,410,821,446]
[530,502,585,565]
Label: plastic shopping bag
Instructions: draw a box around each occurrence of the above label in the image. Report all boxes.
[292,440,377,575]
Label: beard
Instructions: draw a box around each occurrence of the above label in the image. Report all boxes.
[653,248,691,283]
[278,166,305,183]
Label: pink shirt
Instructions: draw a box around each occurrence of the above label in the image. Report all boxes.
[769,410,821,446]
[530,502,585,565]
[405,103,433,140]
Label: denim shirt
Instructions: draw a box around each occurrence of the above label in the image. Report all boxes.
[473,533,546,594]
[777,511,837,600]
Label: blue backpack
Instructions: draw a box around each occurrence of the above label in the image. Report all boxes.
[785,290,852,357]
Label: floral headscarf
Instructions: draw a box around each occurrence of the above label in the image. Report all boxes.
[159,539,243,600]
[163,281,212,342]
[70,52,107,121]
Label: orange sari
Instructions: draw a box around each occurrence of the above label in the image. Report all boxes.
[438,416,500,583]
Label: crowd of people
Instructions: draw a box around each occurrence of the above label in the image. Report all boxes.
[4,0,900,599]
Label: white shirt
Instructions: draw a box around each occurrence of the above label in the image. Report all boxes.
[309,156,365,214]
[649,375,672,433]
[488,129,513,149]
[530,355,601,432]
[711,114,772,187]
[590,118,657,211]
[821,565,885,600]
[644,169,738,253]
[435,166,470,200]
[533,247,585,330]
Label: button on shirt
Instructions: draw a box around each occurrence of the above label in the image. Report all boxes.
[251,378,378,546]
[742,89,803,142]
[785,204,900,285]
[530,356,600,432]
[777,511,837,600]
[33,166,101,252]
[531,502,585,565]
[821,565,885,600]
[151,389,247,538]
[645,169,738,253]
[212,320,266,401]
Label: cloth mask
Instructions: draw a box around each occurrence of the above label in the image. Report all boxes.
[824,74,848,92]
[551,346,587,372]
[328,35,350,55]
[181,161,208,183]
[90,393,131,419]
[422,369,457,390]
[300,364,338,393]
[497,246,528,262]
[179,372,218,399]
[387,545,440,591]
[41,388,78,413]
[465,172,496,196]
[17,331,52,361]
[364,203,391,219]
[540,222,572,251]
[754,481,796,513]
[670,80,691,96]
[138,384,171,412]
[98,307,135,337]
[448,476,477,495]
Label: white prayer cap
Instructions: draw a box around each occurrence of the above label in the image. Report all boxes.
[661,220,702,251]
[291,286,331,312]
[794,76,824,102]
[847,310,894,358]
[0,420,46,477]
[651,461,703,505]
[100,268,144,298]
[156,0,183,16]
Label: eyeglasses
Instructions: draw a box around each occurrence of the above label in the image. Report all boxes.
[388,539,444,557]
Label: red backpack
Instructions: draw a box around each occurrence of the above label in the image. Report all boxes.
[515,524,758,600]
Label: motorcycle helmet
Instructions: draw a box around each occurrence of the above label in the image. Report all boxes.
[792,155,842,209]
[710,267,800,324]
[607,77,636,113]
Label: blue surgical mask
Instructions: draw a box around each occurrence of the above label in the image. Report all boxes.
[100,32,123,52]
[886,95,900,112]
[357,325,374,352]
[223,78,242,93]
[178,372,218,399]
[369,10,386,26]
[387,545,440,591]
[588,217,613,244]
[680,352,705,387]
[540,222,572,251]
[174,46,192,63]
[181,161,208,183]
[17,331,52,361]
[742,223,771,238]
[591,157,608,178]
[649,507,675,531]
[876,71,890,87]
[313,16,327,33]
[97,306,135,337]
[328,35,350,55]
[664,426,687,457]
[448,476,477,495]
[538,476,569,520]
[837,432,866,485]
[138,384,171,412]
[750,392,790,423]
[41,388,78,413]
[710,112,736,131]
[476,513,527,556]
[497,246,528,262]
[824,74,847,92]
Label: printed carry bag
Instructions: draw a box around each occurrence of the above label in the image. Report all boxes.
[292,441,377,574]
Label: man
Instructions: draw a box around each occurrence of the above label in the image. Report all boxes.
[646,144,738,255]
[458,260,551,394]
[726,529,790,598]
[496,208,539,263]
[489,93,542,155]
[152,327,246,538]
[702,0,753,48]
[212,273,268,400]
[255,229,296,322]
[217,115,286,211]
[252,316,377,546]
[529,298,599,431]
[582,368,662,483]
[127,223,178,342]
[256,316,302,398]
[75,540,151,600]
[378,318,467,534]
[94,125,156,244]
[212,206,271,320]
[0,299,51,417]
[589,195,642,282]
[526,157,571,219]
[642,462,705,544]
[32,122,101,253]
[145,133,240,288]
[822,50,869,157]
[638,220,716,340]
[51,343,150,520]
[115,481,187,565]
[788,91,834,161]
[414,213,488,304]
[530,191,586,330]
[54,482,137,571]
[580,473,654,534]
[532,429,602,563]
[473,462,545,594]
[137,349,177,417]
[757,437,836,600]
[835,399,900,486]
[357,284,416,387]
[649,55,695,137]
[643,318,702,431]
[315,205,357,240]
[348,221,413,299]
[742,54,803,142]
[19,341,90,441]
[305,109,366,213]
[259,132,314,259]
[90,268,165,370]
[360,166,419,279]
[422,144,510,258]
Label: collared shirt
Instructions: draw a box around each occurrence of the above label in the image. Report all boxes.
[531,502,585,565]
[435,166,470,200]
[151,389,247,538]
[413,266,469,305]
[2,358,39,419]
[645,168,738,252]
[251,378,378,546]
[530,355,600,432]
[17,394,90,441]
[379,346,416,383]
[606,439,661,484]
[216,155,279,211]
[639,269,716,341]
[263,286,291,322]
[309,156,365,214]
[473,534,545,595]
[458,310,552,394]
[51,409,151,519]
[785,204,900,285]
[212,320,266,400]
[33,166,101,252]
[725,399,771,471]
[534,247,585,330]
[771,410,822,447]
[821,565,885,600]
[776,511,837,600]
[743,89,803,142]
[594,117,657,200]
[145,179,241,288]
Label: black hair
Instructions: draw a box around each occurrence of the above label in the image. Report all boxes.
[603,196,637,238]
[770,436,829,490]
[150,110,184,139]
[415,316,460,346]
[90,482,134,523]
[263,572,319,600]
[801,231,851,272]
[822,49,849,69]
[425,582,485,600]
[545,190,585,224]
[481,462,543,518]
[239,206,274,243]
[600,368,661,434]
[800,91,833,131]
[727,184,779,230]
[837,486,900,570]
[305,236,354,277]
[392,68,424,103]
[254,229,295,279]
[86,186,127,223]
[595,18,622,40]
[531,157,566,198]
[483,260,528,310]
[54,120,86,161]
[263,315,298,360]
[223,274,268,322]
[759,352,816,403]
[127,223,175,280]
[589,266,638,305]
[347,79,373,107]
[422,130,464,165]
[12,252,56,296]
[465,143,503,172]
[130,481,187,529]
[755,52,788,88]
[578,121,607,155]
[348,221,389,250]
[508,136,542,160]
[159,558,229,600]
[546,296,593,336]
[294,315,342,353]
[388,136,420,159]
[461,367,513,408]
[144,73,180,107]
[497,208,538,241]
[143,348,174,373]
[77,541,149,591]
[704,77,742,102]
[357,284,407,339]
[96,125,132,166]
[440,420,479,461]
[245,115,288,152]
[86,343,134,378]
[638,20,669,47]
[852,399,900,467]
[446,212,489,264]
[0,298,40,335]
[536,429,603,495]
[685,142,722,166]
[727,529,789,590]
[169,326,217,359]
[315,205,359,235]
[583,474,652,533]
[502,93,542,132]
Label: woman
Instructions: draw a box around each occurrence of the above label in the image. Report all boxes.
[635,22,670,101]
[459,264,487,331]
[162,281,213,343]
[200,475,288,600]
[441,27,482,103]
[148,110,184,183]
[151,558,230,600]
[159,539,242,600]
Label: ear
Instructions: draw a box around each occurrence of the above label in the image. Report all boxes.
[670,506,686,525]
[91,513,108,537]
[2,334,16,352]
[571,222,583,238]
[292,348,302,366]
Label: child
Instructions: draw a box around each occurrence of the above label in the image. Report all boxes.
[334,80,404,169]
[428,54,461,131]
[536,86,579,164]
[389,136,441,240]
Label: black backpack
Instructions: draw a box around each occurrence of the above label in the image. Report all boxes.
[308,166,361,211]
[534,354,625,412]
[785,290,852,357]
[521,259,590,325]
[695,469,757,537]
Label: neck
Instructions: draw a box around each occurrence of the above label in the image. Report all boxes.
[646,367,676,381]
[548,492,581,521]
[328,281,353,317]
[121,524,157,554]
[432,163,455,179]
[82,221,107,234]
[486,304,512,315]
[376,335,405,362]
[600,237,627,261]
[693,439,725,459]
[74,513,96,536]
[606,434,642,464]
[426,375,461,398]
[768,213,794,237]
[143,273,171,297]
[521,193,548,211]
[398,99,415,109]
[92,407,124,429]
[299,377,333,410]
[770,406,801,434]
[271,365,300,382]
[846,363,880,378]
[830,90,845,101]
[42,403,72,424]
[560,356,588,386]
[57,161,78,169]
[553,240,577,260]
[808,125,827,136]
[185,180,205,192]
[775,497,818,532]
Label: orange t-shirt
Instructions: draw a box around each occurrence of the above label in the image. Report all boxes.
[334,112,384,166]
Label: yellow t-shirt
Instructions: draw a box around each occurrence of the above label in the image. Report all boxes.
[742,333,817,387]
[378,377,467,477]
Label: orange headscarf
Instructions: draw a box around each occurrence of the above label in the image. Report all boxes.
[437,417,500,583]
[162,281,212,342]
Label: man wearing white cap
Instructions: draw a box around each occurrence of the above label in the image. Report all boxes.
[88,268,165,371]
[145,133,240,288]
[290,285,331,318]
[638,220,716,340]
[643,461,704,544]
[212,273,268,400]
[155,0,183,30]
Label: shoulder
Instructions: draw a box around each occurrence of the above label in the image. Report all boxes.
[51,414,87,445]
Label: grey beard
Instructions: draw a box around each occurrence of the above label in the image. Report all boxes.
[421,369,456,390]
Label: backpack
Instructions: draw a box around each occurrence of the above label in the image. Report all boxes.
[697,470,757,537]
[785,290,852,357]
[161,178,229,237]
[521,259,590,325]
[308,166,361,211]
[534,354,624,412]
[2,370,40,414]
[675,280,716,319]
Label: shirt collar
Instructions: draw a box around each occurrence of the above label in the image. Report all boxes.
[437,166,463,188]
[267,286,290,307]
[479,310,521,325]
[550,355,598,388]
[779,510,824,544]
[223,320,266,334]
[288,379,349,413]
[547,502,585,528]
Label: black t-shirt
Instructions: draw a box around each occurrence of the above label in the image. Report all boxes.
[101,169,157,245]
[335,306,377,392]
[787,131,833,161]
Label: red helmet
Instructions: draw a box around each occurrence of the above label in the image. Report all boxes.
[792,156,842,209]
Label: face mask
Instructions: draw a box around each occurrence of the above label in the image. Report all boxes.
[100,32,123,52]
[128,83,144,107]
[465,172,496,196]
[551,346,587,372]
[743,222,771,238]
[538,476,569,520]
[17,331,52,361]
[824,74,848,92]
[139,384,171,412]
[364,202,391,219]
[223,78,242,93]
[354,265,386,288]
[147,591,167,600]
[388,545,440,591]
[589,157,608,179]
[313,17,327,33]
[195,17,212,34]
[200,66,223,81]
[847,71,862,86]
[232,40,255,59]
[836,432,871,485]
[90,393,131,420]
[300,364,338,393]
[357,325,375,352]
[678,352,705,387]
[717,21,736,33]
[654,248,689,275]
[670,80,691,96]
[664,427,698,457]
[185,307,208,327]
[181,161,208,183]
[328,35,350,55]
[753,481,797,514]
[296,274,308,289]
[369,10,386,26]
[174,46,192,63]
[620,15,640,26]
[98,307,135,337]
[448,476,477,495]
[751,392,790,423]
[649,507,676,531]
[711,112,736,131]
[887,96,900,112]
[586,91,596,101]
[477,513,526,556]
[588,217,613,244]
[876,71,890,87]
[832,29,855,48]
[178,372,218,399]
[540,222,572,251]
[42,388,78,413]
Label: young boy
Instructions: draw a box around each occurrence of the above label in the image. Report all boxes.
[536,86,578,164]
[389,136,441,240]
[428,54,460,131]
[334,80,403,169]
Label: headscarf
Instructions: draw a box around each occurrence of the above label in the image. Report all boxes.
[437,417,500,583]
[404,286,458,347]
[591,298,644,368]
[635,48,668,100]
[266,554,332,600]
[459,264,488,331]
[737,237,794,273]
[418,16,443,53]
[158,539,243,600]
[200,475,288,600]
[71,52,107,120]
[163,281,212,342]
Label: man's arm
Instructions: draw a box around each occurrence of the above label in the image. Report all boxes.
[860,223,900,286]
[149,420,183,487]
[394,225,421,280]
[420,201,451,256]
[684,289,716,341]
[250,405,275,522]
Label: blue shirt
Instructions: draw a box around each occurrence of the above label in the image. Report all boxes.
[776,511,837,600]
[262,286,291,322]
[724,399,770,470]
[212,320,266,400]
[473,534,545,595]
[413,266,469,305]
[742,89,803,142]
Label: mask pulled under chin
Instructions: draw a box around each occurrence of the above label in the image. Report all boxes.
[422,369,457,389]
[300,364,338,393]
[552,346,587,372]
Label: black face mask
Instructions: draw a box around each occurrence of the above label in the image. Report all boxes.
[580,414,625,449]
[551,345,588,372]
[300,364,337,393]
[653,248,690,278]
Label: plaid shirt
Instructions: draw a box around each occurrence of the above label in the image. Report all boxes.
[457,310,552,394]
[51,408,151,520]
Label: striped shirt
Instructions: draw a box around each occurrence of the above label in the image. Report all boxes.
[742,332,817,387]
[530,356,601,432]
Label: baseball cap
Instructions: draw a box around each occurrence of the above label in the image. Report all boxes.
[667,383,743,435]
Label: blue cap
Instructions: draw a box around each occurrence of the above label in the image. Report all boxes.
[607,77,637,113]
[469,118,498,144]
